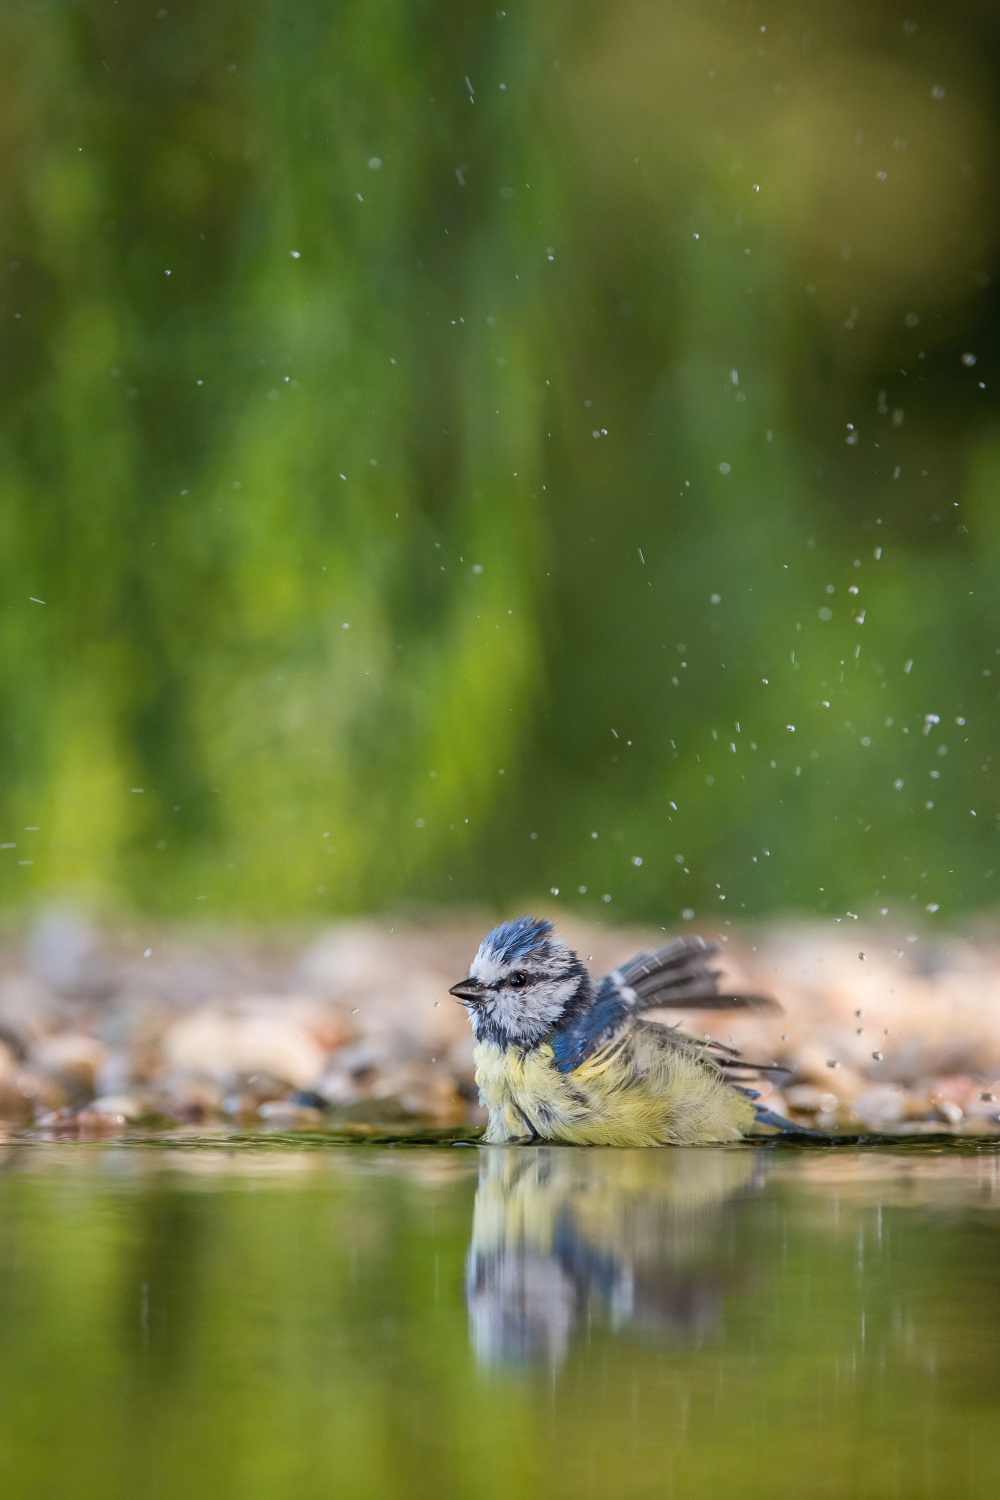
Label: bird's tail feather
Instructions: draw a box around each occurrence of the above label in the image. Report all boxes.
[752,1105,827,1139]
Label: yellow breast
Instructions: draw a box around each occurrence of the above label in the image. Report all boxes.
[474,1028,755,1146]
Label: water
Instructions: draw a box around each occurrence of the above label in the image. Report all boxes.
[0,1141,997,1498]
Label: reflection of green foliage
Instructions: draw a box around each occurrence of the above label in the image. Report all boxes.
[1,1,1000,917]
[0,1149,999,1499]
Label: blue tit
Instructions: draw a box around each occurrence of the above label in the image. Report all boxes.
[450,915,799,1146]
[466,1145,765,1366]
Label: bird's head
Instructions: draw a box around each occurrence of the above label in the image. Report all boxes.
[450,916,591,1048]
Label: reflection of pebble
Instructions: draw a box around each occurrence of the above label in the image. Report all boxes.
[0,915,997,1137]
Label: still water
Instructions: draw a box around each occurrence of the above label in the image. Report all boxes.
[0,1141,997,1498]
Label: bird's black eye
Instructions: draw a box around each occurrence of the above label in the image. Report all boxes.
[509,971,528,989]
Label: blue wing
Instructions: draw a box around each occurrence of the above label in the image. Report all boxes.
[550,935,776,1075]
[549,976,632,1073]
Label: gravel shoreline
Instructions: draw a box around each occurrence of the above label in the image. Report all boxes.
[0,910,998,1139]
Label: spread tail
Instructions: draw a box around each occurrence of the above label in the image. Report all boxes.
[752,1105,828,1140]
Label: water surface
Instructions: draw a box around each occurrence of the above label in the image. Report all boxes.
[0,1141,997,1498]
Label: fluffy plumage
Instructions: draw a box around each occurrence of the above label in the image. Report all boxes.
[450,916,787,1146]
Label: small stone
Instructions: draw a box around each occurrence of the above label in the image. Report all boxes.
[89,1094,144,1120]
[257,1099,323,1127]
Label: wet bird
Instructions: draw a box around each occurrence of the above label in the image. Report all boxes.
[450,915,796,1145]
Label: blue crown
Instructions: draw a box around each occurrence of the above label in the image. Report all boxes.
[481,915,554,963]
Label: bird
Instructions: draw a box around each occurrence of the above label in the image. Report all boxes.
[449,915,800,1146]
[466,1142,764,1366]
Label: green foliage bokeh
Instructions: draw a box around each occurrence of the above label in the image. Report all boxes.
[1,0,1000,921]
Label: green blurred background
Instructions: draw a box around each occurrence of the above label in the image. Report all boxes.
[1,0,1000,922]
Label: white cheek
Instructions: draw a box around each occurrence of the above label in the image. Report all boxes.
[492,977,577,1038]
[490,992,523,1034]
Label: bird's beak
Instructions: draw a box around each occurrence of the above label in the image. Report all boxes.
[449,980,487,1006]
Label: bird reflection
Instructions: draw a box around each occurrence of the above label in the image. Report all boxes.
[466,1146,766,1369]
